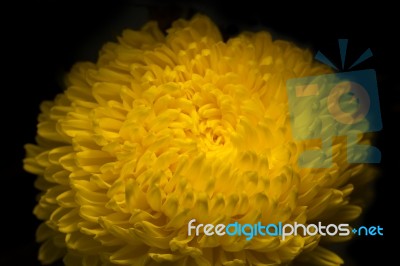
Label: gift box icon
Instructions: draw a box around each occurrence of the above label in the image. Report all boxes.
[286,40,382,168]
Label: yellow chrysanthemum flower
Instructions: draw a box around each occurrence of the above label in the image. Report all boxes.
[24,15,376,266]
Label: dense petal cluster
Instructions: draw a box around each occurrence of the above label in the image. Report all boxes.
[24,15,375,266]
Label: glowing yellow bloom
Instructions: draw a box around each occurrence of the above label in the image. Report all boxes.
[24,15,375,265]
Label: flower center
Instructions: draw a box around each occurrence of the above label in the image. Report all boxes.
[200,121,226,148]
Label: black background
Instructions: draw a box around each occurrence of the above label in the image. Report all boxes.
[2,1,398,265]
